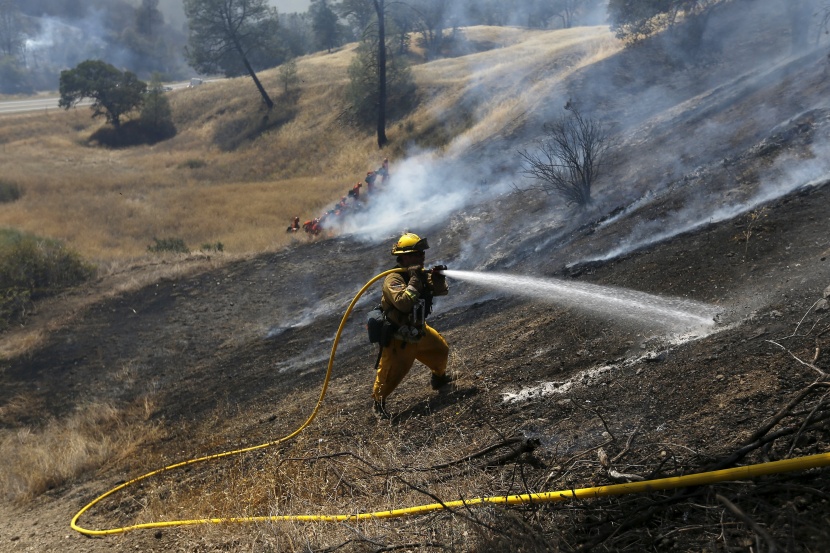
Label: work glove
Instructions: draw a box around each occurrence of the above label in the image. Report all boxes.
[406,265,424,292]
[430,266,447,288]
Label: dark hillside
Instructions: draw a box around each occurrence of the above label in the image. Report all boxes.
[1,1,830,551]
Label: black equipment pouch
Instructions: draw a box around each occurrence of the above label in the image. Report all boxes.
[367,305,385,344]
[367,305,395,347]
[411,299,426,328]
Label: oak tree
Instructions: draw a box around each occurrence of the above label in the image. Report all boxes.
[184,0,280,109]
[58,60,147,130]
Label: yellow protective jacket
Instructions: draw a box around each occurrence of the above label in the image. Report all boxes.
[381,265,448,337]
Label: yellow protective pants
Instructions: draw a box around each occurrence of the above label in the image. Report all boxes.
[372,324,448,401]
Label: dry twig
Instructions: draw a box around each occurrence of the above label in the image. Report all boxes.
[787,390,830,457]
[766,339,826,377]
[611,425,640,463]
[716,493,778,553]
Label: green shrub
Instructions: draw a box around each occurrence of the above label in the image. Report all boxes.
[0,180,22,203]
[147,237,189,254]
[200,242,224,252]
[0,229,95,328]
[178,159,206,169]
[139,82,177,141]
[88,119,174,148]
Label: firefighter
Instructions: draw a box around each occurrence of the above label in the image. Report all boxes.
[378,158,390,183]
[287,216,300,232]
[365,171,377,194]
[372,232,453,417]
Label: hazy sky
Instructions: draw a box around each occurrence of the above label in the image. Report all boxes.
[270,0,311,13]
[159,0,311,26]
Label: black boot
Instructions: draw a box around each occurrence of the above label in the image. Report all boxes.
[373,399,391,419]
[430,372,456,390]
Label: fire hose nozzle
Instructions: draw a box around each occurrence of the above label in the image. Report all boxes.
[430,265,448,275]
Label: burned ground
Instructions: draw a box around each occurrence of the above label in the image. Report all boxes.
[2,142,828,552]
[3,11,830,553]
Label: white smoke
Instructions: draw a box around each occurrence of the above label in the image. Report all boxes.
[331,152,514,243]
[23,15,108,69]
[572,133,830,267]
[22,10,137,71]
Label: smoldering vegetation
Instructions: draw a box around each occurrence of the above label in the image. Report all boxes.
[333,0,830,284]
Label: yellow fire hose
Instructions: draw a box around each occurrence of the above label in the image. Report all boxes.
[71,269,830,536]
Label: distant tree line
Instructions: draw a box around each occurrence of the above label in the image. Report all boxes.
[5,0,830,96]
[1,0,611,95]
[34,0,830,152]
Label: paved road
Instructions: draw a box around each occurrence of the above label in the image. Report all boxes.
[0,82,191,116]
[0,96,83,115]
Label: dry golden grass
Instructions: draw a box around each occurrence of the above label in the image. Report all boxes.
[0,329,45,361]
[127,403,503,550]
[0,25,615,266]
[0,397,163,502]
[422,26,620,155]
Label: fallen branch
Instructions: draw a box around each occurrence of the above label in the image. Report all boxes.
[709,411,830,471]
[396,476,507,538]
[716,493,778,553]
[539,439,614,488]
[783,299,823,339]
[746,382,830,444]
[766,340,826,377]
[576,489,704,551]
[611,425,640,463]
[407,436,526,473]
[598,447,644,481]
[787,390,830,457]
[608,468,645,482]
[571,400,616,441]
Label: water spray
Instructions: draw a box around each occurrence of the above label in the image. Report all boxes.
[441,269,719,330]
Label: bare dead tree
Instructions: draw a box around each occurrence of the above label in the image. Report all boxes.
[518,107,611,207]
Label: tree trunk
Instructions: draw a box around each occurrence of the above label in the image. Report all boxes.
[373,0,388,148]
[235,39,274,110]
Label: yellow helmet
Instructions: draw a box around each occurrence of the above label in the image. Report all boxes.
[391,232,429,255]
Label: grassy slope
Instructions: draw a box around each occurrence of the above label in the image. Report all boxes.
[0,26,618,264]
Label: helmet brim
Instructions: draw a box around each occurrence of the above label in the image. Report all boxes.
[392,237,429,255]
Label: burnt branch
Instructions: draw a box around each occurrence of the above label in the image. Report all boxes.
[716,494,778,553]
